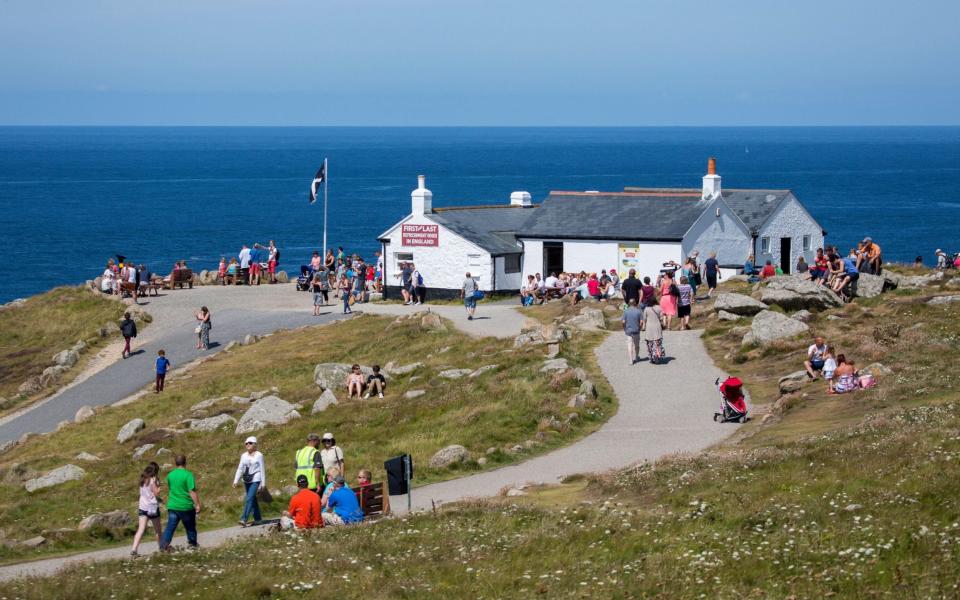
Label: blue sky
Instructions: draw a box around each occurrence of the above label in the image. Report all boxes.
[1,0,957,125]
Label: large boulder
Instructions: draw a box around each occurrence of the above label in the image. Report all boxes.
[439,368,473,379]
[74,405,95,423]
[39,365,68,388]
[313,363,379,390]
[853,273,887,298]
[388,362,422,376]
[778,370,809,394]
[18,377,42,395]
[761,277,842,311]
[713,293,768,316]
[24,464,86,492]
[77,510,132,531]
[117,418,146,444]
[742,310,810,347]
[566,308,606,331]
[420,313,447,331]
[235,396,301,434]
[928,295,960,306]
[312,389,339,414]
[190,414,237,432]
[132,444,155,459]
[540,358,570,373]
[276,270,289,284]
[52,349,79,368]
[428,445,469,468]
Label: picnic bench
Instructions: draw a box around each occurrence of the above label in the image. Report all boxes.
[166,268,194,290]
[354,481,390,520]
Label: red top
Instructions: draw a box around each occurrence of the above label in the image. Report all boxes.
[587,279,600,296]
[760,264,776,279]
[288,489,322,529]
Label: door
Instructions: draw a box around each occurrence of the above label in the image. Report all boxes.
[543,242,564,276]
[780,237,792,274]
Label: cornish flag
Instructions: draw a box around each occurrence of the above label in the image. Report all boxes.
[309,161,326,204]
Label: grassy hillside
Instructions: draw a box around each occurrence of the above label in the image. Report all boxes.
[4,284,958,598]
[0,286,131,414]
[0,313,614,561]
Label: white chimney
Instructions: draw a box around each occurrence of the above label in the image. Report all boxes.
[411,174,432,215]
[702,157,721,201]
[510,191,532,207]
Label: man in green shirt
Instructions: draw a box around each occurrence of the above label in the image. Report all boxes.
[160,454,201,551]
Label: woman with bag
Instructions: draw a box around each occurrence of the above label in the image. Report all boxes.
[195,306,212,350]
[233,436,266,527]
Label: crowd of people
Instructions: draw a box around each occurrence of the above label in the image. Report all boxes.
[130,430,371,556]
[308,247,385,315]
[803,335,875,395]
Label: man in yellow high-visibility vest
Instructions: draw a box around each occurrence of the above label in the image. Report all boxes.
[294,433,324,494]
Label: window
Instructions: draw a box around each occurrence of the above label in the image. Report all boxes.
[504,255,520,274]
[468,253,484,268]
[394,252,413,269]
[802,235,811,251]
[760,237,770,254]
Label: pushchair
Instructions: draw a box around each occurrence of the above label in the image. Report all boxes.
[713,376,749,423]
[296,265,315,291]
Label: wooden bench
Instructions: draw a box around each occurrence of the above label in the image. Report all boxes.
[353,481,390,520]
[224,270,244,285]
[166,268,194,290]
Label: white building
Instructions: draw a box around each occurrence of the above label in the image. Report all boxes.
[379,161,825,297]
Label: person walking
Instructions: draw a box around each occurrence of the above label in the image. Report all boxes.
[160,455,200,551]
[620,268,641,306]
[461,271,479,321]
[677,276,694,330]
[704,251,721,297]
[621,298,643,364]
[339,274,352,314]
[155,349,170,393]
[233,436,266,527]
[312,273,329,314]
[120,312,137,359]
[658,271,678,330]
[130,462,162,557]
[195,306,211,350]
[642,303,665,364]
[295,433,324,494]
[410,263,424,305]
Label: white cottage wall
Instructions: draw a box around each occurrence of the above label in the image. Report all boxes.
[381,214,493,291]
[494,256,523,291]
[682,199,751,268]
[521,240,544,278]
[757,197,824,273]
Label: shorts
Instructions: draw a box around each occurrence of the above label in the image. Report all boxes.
[268,260,277,274]
[706,273,718,289]
[810,358,825,371]
[846,272,859,282]
[678,303,691,318]
[313,292,326,306]
[464,296,477,309]
[250,263,261,275]
[138,509,160,519]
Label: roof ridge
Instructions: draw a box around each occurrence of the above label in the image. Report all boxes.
[549,190,702,199]
[432,204,535,213]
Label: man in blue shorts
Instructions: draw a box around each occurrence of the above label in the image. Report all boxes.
[461,271,478,321]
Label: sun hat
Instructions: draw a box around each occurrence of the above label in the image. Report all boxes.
[322,432,334,441]
[863,237,872,243]
[244,436,258,445]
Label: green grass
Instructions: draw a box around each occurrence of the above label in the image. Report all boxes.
[0,313,614,561]
[0,286,130,413]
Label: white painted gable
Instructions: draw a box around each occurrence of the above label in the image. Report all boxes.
[682,197,752,267]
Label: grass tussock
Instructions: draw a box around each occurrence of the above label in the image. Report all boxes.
[0,313,614,561]
[0,286,128,410]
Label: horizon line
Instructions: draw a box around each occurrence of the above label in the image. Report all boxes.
[2,124,959,128]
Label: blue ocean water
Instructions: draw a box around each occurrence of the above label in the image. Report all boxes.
[1,126,958,303]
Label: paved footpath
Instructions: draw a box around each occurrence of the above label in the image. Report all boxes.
[0,293,737,583]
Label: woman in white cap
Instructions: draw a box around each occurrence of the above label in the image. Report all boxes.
[233,436,266,527]
[319,432,345,475]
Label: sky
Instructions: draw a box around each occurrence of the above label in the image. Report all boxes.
[0,0,958,126]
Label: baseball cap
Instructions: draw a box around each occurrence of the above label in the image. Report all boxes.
[307,433,320,442]
[244,436,257,445]
[296,474,308,486]
[322,432,334,441]
[333,475,346,485]
[863,237,872,243]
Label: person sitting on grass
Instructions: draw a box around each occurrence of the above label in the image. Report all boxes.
[280,474,322,530]
[831,354,858,394]
[363,365,386,399]
[320,467,341,509]
[322,475,365,526]
[804,336,828,379]
[346,364,365,399]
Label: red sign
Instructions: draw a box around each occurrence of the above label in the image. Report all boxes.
[402,224,439,247]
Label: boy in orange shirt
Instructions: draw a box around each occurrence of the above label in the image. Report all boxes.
[280,475,322,530]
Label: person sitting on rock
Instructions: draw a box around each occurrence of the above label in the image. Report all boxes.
[831,250,860,294]
[346,364,365,399]
[804,336,828,379]
[760,260,776,280]
[281,475,322,530]
[363,365,386,399]
[856,237,882,275]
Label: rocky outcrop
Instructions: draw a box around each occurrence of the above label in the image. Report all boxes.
[429,445,469,468]
[566,308,606,331]
[312,389,339,414]
[74,452,101,462]
[39,365,68,388]
[190,414,237,432]
[469,365,498,378]
[928,295,960,306]
[235,396,301,434]
[439,368,473,379]
[190,397,224,412]
[713,293,768,316]
[117,418,145,444]
[778,370,809,394]
[52,349,79,368]
[540,358,570,373]
[742,310,810,347]
[717,310,742,321]
[74,405,95,423]
[388,362,422,376]
[24,464,86,492]
[420,313,447,331]
[78,510,132,531]
[313,363,382,390]
[404,390,426,399]
[887,271,943,288]
[791,310,813,323]
[132,444,155,459]
[853,273,888,298]
[18,377,42,395]
[761,277,842,311]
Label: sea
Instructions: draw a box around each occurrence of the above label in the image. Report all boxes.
[1,126,958,304]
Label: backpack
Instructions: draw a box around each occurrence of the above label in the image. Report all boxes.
[669,283,680,297]
[416,272,424,286]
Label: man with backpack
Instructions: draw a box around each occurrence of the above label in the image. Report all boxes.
[461,271,479,321]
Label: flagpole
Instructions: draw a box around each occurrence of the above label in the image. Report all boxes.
[322,157,329,260]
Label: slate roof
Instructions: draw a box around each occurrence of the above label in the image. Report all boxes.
[425,205,533,255]
[517,191,710,241]
[623,187,795,234]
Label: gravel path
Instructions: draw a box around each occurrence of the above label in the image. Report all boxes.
[0,294,738,582]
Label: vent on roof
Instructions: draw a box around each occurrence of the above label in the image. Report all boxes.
[766,194,777,202]
[510,191,532,207]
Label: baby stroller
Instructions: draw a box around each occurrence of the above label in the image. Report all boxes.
[713,376,749,423]
[296,265,315,291]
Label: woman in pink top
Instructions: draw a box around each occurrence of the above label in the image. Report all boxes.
[658,271,678,330]
[131,462,163,557]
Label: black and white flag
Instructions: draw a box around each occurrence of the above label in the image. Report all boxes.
[309,162,326,204]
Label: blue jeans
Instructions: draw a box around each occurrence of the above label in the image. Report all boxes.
[342,294,351,313]
[161,509,198,549]
[242,481,261,523]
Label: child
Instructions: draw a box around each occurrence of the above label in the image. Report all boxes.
[822,346,837,393]
[155,349,171,393]
[131,462,162,557]
[311,274,328,315]
[363,365,386,399]
[218,257,227,284]
[356,469,372,488]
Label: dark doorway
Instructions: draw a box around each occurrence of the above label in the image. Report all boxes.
[780,237,792,274]
[544,242,564,276]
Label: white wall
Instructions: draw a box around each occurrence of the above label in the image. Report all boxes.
[682,198,752,268]
[757,196,824,273]
[494,256,523,290]
[519,238,682,281]
[381,214,493,291]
